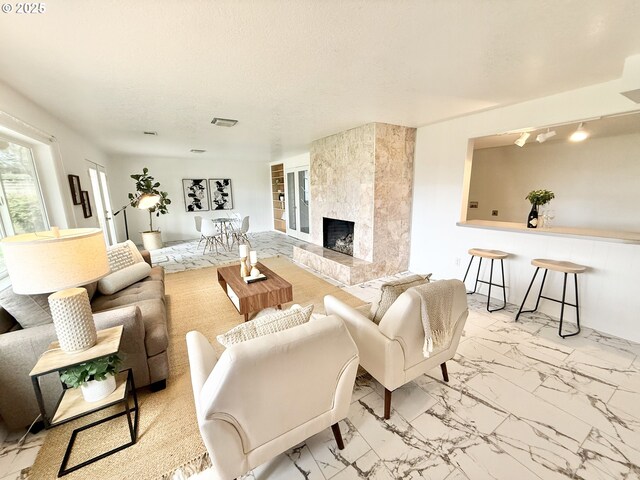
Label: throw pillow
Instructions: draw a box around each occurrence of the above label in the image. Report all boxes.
[0,307,18,334]
[0,287,53,329]
[97,262,152,296]
[217,304,314,347]
[370,273,432,324]
[106,240,144,273]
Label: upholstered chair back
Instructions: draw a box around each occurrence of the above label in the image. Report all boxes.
[378,281,468,370]
[186,316,358,480]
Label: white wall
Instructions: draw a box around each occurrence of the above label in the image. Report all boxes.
[108,155,272,243]
[468,132,640,230]
[0,80,109,230]
[410,67,640,342]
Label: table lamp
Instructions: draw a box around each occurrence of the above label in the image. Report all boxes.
[1,227,110,353]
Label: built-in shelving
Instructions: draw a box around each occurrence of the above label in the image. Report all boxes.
[271,164,286,233]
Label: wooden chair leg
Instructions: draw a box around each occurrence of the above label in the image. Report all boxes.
[384,388,392,420]
[331,422,345,450]
[440,362,449,382]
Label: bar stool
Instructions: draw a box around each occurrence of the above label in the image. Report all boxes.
[462,248,509,312]
[516,259,587,338]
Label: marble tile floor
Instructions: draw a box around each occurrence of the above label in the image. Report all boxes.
[3,233,640,479]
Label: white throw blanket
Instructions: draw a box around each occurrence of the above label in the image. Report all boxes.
[411,280,458,357]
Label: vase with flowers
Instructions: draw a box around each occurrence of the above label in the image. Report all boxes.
[525,189,555,228]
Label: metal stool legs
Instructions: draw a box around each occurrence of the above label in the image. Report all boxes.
[463,256,507,313]
[516,268,581,338]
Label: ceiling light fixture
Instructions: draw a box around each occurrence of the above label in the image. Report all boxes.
[536,128,557,143]
[514,132,530,147]
[211,117,238,127]
[143,131,158,136]
[569,123,589,142]
[190,149,206,154]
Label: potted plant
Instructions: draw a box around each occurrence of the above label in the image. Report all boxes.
[60,354,122,402]
[525,189,555,228]
[129,167,171,250]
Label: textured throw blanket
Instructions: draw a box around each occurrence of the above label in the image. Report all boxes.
[411,280,458,358]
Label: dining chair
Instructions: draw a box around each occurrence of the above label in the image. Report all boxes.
[194,215,205,247]
[231,216,251,248]
[201,219,226,254]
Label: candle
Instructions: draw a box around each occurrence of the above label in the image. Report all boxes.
[249,250,257,264]
[239,245,248,257]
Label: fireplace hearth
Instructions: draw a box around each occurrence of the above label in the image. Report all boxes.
[323,218,354,256]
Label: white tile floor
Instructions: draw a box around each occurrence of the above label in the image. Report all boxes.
[3,232,640,479]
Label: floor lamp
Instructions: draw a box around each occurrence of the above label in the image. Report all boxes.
[112,193,161,241]
[1,228,110,353]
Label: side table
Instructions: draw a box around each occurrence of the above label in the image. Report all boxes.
[29,325,139,477]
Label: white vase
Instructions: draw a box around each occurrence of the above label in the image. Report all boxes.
[141,231,163,250]
[81,374,116,402]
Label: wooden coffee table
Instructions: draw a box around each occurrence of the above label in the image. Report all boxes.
[217,262,293,321]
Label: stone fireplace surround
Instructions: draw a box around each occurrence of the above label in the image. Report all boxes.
[293,122,415,285]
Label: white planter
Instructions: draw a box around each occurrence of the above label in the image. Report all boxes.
[141,231,163,250]
[81,374,116,402]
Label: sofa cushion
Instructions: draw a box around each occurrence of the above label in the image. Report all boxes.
[91,280,164,312]
[98,262,152,295]
[0,288,52,328]
[93,298,167,356]
[371,274,432,324]
[217,304,314,347]
[140,266,164,283]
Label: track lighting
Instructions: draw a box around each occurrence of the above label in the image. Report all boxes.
[569,123,589,142]
[514,132,530,147]
[536,129,557,143]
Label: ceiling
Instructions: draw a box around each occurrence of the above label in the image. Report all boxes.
[473,110,640,149]
[1,0,640,162]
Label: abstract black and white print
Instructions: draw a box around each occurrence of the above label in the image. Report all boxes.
[183,179,210,212]
[209,178,233,210]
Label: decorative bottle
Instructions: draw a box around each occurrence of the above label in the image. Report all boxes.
[527,204,539,229]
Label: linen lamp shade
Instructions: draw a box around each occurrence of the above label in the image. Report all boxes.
[0,228,110,352]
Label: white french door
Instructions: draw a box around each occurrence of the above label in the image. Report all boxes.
[285,166,311,242]
[87,161,117,246]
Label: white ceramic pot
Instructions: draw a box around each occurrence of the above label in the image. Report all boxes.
[81,374,116,402]
[141,231,163,250]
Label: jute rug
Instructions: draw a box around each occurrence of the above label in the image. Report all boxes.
[28,256,365,479]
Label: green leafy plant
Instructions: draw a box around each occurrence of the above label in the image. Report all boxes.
[59,354,122,389]
[128,167,171,232]
[526,189,555,207]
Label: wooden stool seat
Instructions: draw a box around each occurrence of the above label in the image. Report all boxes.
[531,259,586,274]
[468,248,509,260]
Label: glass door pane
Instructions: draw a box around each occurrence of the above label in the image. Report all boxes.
[298,169,310,234]
[287,171,297,230]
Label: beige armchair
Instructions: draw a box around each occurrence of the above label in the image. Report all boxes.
[186,316,359,480]
[324,281,468,420]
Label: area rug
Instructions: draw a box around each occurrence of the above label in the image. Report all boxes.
[27,256,365,480]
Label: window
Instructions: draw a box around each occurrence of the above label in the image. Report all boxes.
[0,135,49,277]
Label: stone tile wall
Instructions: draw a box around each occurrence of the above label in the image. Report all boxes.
[303,122,415,283]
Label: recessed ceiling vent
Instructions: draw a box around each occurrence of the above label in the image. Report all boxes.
[190,149,206,154]
[620,88,640,104]
[211,117,238,127]
[143,131,158,136]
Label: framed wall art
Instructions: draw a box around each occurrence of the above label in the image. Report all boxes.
[209,179,233,210]
[182,179,210,212]
[81,190,92,218]
[68,174,82,205]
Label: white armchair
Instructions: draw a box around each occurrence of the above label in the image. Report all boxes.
[324,280,468,419]
[186,316,359,480]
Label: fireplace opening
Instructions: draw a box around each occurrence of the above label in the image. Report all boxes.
[323,218,354,256]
